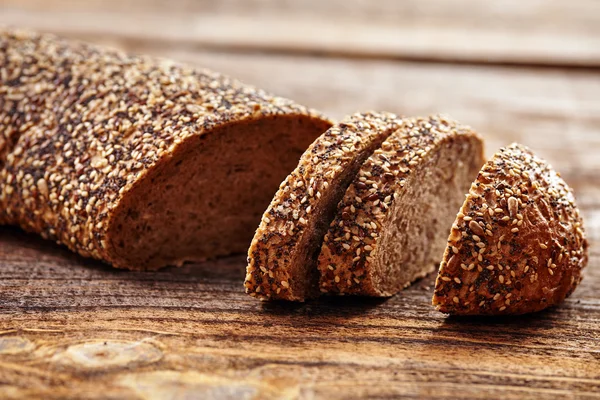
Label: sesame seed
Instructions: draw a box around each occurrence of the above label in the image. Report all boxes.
[469,220,484,236]
[441,276,451,282]
[454,277,461,284]
[453,296,459,304]
[508,196,518,217]
[281,281,290,288]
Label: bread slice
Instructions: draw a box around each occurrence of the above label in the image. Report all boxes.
[0,29,332,270]
[318,116,484,296]
[245,112,403,301]
[432,143,588,315]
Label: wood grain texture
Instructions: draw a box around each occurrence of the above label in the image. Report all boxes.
[0,227,599,399]
[1,6,600,399]
[1,0,600,66]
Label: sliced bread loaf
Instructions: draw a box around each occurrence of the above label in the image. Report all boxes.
[432,143,588,315]
[245,112,403,301]
[0,29,332,269]
[318,116,484,296]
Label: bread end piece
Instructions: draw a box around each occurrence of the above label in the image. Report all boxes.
[432,143,588,315]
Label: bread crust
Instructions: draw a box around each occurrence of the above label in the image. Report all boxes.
[432,143,588,315]
[0,29,330,269]
[245,112,403,301]
[318,116,484,296]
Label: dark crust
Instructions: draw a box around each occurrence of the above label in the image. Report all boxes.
[318,116,484,296]
[432,143,589,315]
[0,28,330,268]
[245,112,403,301]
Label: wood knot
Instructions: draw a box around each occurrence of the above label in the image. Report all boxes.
[52,340,162,371]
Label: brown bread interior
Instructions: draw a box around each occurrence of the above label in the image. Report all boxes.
[108,116,331,270]
[373,137,484,295]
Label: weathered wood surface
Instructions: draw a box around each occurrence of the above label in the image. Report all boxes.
[1,1,600,398]
[1,0,600,66]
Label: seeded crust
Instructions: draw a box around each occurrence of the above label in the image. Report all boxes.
[0,29,331,269]
[245,112,403,301]
[318,116,484,296]
[432,143,588,315]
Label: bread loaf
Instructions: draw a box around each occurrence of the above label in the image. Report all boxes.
[0,29,332,270]
[245,112,403,301]
[318,116,484,296]
[432,143,588,315]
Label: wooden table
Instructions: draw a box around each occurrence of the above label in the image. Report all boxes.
[1,1,599,398]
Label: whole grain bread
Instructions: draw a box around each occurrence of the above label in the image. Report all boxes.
[318,116,484,296]
[0,29,332,270]
[432,143,588,315]
[245,112,403,301]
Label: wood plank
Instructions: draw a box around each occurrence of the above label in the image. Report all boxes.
[1,0,600,66]
[1,226,599,399]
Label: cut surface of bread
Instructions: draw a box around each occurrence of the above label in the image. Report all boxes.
[245,112,403,301]
[107,116,331,269]
[432,143,588,315]
[0,29,332,270]
[318,116,484,296]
